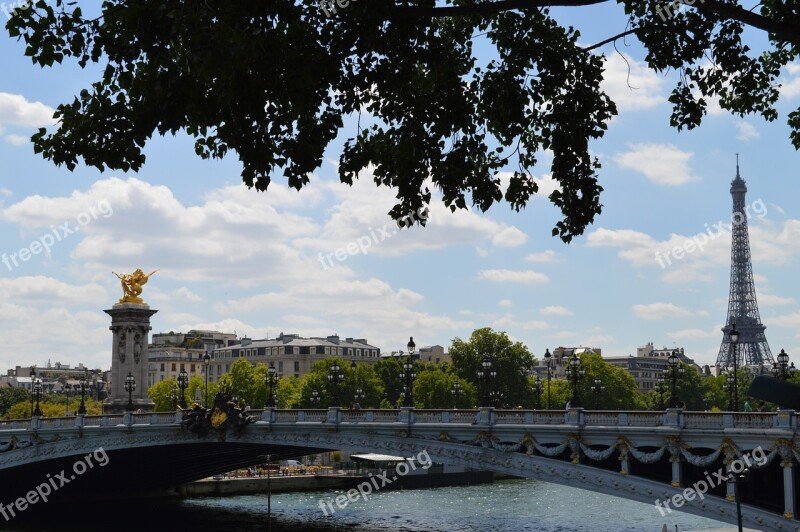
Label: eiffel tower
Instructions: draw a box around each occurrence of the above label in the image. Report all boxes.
[716,156,773,368]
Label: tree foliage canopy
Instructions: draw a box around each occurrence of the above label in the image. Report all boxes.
[8,1,799,240]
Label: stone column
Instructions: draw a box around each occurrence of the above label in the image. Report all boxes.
[780,445,796,519]
[104,303,157,413]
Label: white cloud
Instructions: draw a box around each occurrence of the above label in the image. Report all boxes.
[614,143,698,185]
[601,53,665,113]
[498,299,513,307]
[667,327,720,340]
[0,93,56,127]
[492,226,527,247]
[477,269,549,284]
[540,305,573,316]
[780,63,800,99]
[771,312,800,328]
[758,293,795,307]
[491,314,549,331]
[525,250,559,263]
[0,277,107,304]
[735,122,760,141]
[4,133,30,146]
[633,302,707,320]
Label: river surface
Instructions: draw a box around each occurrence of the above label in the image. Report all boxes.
[9,479,730,531]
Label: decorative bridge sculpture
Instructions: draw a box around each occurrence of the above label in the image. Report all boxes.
[1,407,799,531]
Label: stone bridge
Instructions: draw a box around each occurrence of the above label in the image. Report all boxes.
[2,407,799,531]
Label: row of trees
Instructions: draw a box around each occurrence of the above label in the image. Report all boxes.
[142,328,787,412]
[1,328,783,417]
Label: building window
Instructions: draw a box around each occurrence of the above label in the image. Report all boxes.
[278,361,284,373]
[294,361,300,372]
[284,346,293,355]
[160,363,165,371]
[226,364,230,372]
[191,364,196,372]
[300,346,310,355]
[316,346,325,354]
[172,363,176,371]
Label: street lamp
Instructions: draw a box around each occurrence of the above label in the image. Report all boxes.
[78,369,88,415]
[265,362,278,408]
[310,388,320,407]
[258,454,274,532]
[203,348,212,406]
[564,354,585,407]
[169,383,178,411]
[729,467,750,532]
[327,361,343,407]
[543,348,553,409]
[32,378,43,417]
[725,371,736,411]
[177,368,189,409]
[477,354,497,407]
[63,383,72,415]
[591,377,605,409]
[667,350,685,409]
[772,349,795,381]
[532,377,543,409]
[729,324,740,411]
[401,338,417,407]
[124,372,136,412]
[29,366,36,418]
[451,381,462,408]
[655,374,668,410]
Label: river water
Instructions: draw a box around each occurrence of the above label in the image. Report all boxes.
[8,479,731,531]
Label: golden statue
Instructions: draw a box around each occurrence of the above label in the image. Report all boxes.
[113,268,158,304]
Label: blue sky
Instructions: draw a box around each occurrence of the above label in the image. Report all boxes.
[1,2,799,373]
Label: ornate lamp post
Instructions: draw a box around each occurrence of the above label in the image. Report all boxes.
[401,338,417,407]
[477,354,497,407]
[63,383,72,415]
[655,374,668,410]
[177,368,189,409]
[265,362,278,408]
[591,377,605,409]
[32,378,43,417]
[310,388,320,407]
[667,350,685,409]
[78,369,88,415]
[564,354,584,407]
[532,377,543,409]
[327,361,343,407]
[543,348,553,409]
[169,383,178,410]
[29,366,36,417]
[729,324,740,411]
[203,349,212,406]
[124,372,136,412]
[451,381,462,409]
[724,371,735,411]
[772,349,795,381]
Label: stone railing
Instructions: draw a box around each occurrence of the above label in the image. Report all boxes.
[0,409,796,433]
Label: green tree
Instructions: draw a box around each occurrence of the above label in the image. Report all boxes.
[0,388,31,416]
[216,358,259,405]
[568,351,643,410]
[373,357,405,407]
[276,376,303,409]
[450,328,535,408]
[148,379,180,411]
[413,370,475,409]
[10,2,800,241]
